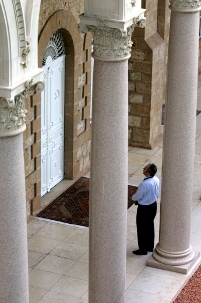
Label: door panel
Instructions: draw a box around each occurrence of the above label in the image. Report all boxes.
[41,55,65,197]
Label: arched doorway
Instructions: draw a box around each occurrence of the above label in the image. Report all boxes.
[41,31,66,196]
[36,10,92,212]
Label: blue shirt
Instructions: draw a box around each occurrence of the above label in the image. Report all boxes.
[132,176,160,205]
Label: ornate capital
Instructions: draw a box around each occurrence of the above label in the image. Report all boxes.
[80,22,135,61]
[0,80,44,136]
[169,0,201,12]
[79,17,146,61]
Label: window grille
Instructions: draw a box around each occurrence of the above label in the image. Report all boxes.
[42,31,66,66]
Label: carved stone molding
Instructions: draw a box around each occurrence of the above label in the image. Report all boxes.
[12,0,31,67]
[0,80,44,136]
[169,0,201,12]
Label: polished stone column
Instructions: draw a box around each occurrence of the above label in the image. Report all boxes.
[79,14,144,300]
[0,81,44,302]
[147,1,201,273]
[0,131,29,303]
[0,95,29,303]
[89,56,128,303]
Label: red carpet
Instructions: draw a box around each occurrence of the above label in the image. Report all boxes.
[37,177,137,227]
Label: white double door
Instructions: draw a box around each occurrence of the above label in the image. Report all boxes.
[41,55,65,196]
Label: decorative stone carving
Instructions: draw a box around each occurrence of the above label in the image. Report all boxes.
[0,96,27,133]
[79,23,134,61]
[131,0,135,6]
[21,41,31,68]
[0,80,45,135]
[134,16,146,28]
[12,0,30,67]
[31,81,45,94]
[79,17,146,61]
[169,0,201,12]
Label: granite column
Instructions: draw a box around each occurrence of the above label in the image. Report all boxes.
[147,0,201,273]
[79,18,143,301]
[0,81,44,302]
[90,57,128,303]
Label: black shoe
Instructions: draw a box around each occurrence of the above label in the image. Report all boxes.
[132,249,147,255]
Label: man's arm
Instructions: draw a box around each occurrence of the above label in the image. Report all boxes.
[132,182,145,202]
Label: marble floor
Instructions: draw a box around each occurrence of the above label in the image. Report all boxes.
[28,75,201,303]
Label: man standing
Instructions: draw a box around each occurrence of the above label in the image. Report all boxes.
[132,163,159,255]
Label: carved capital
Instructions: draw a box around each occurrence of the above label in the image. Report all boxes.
[0,80,44,136]
[0,96,27,134]
[79,22,135,61]
[169,0,201,12]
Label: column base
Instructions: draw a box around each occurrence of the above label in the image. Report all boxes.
[146,250,200,274]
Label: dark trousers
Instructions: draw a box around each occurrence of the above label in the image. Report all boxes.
[136,202,157,252]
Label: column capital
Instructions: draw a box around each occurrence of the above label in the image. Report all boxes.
[0,80,44,137]
[169,0,201,12]
[79,17,146,61]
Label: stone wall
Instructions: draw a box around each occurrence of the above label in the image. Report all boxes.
[39,0,84,32]
[24,92,41,215]
[128,0,170,148]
